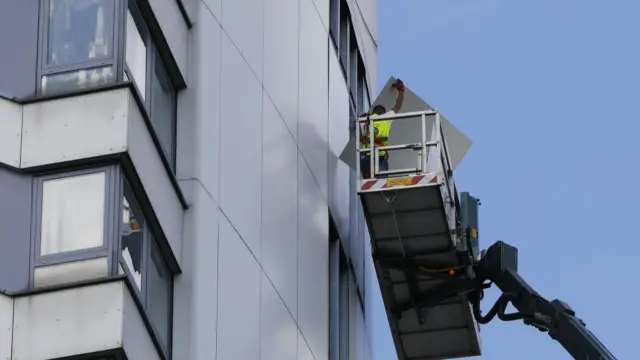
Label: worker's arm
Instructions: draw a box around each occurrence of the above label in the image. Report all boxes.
[391,79,405,113]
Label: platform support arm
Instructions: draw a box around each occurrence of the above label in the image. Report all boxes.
[473,241,617,360]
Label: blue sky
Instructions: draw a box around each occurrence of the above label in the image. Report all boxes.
[372,1,640,359]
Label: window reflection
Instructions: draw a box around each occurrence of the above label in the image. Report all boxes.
[41,66,114,94]
[121,196,144,290]
[126,9,147,99]
[151,58,176,168]
[47,0,114,66]
[147,239,171,351]
[40,172,105,256]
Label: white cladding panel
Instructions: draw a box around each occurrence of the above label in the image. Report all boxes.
[127,93,184,265]
[219,33,263,258]
[148,0,189,82]
[217,217,261,360]
[20,89,129,168]
[0,294,13,360]
[298,0,330,200]
[297,157,329,360]
[176,6,222,203]
[33,256,109,288]
[261,92,299,317]
[263,0,299,138]
[12,282,125,360]
[0,98,22,168]
[122,288,162,360]
[170,0,378,359]
[260,275,298,360]
[221,0,264,80]
[172,182,219,360]
[328,43,351,241]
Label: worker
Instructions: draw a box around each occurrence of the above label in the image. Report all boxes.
[360,79,405,178]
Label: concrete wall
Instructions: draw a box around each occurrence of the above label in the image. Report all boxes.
[173,0,378,359]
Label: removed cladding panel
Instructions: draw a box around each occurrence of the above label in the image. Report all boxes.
[339,77,472,173]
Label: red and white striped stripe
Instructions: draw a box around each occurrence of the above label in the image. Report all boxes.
[358,172,440,192]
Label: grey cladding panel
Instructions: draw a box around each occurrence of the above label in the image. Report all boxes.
[0,167,32,292]
[0,0,39,98]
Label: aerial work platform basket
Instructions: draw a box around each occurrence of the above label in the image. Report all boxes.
[356,108,482,359]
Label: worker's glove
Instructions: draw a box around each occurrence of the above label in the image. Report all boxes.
[393,79,405,92]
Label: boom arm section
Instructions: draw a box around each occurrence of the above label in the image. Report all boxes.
[472,241,616,360]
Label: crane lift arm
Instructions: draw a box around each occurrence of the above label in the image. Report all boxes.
[469,241,616,360]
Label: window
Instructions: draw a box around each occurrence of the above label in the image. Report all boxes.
[339,6,350,73]
[40,172,106,255]
[125,1,178,171]
[329,0,340,43]
[125,7,148,100]
[39,0,119,94]
[329,224,350,360]
[30,166,174,355]
[31,167,118,289]
[147,239,172,353]
[150,55,177,169]
[349,30,358,106]
[121,190,144,290]
[329,0,371,115]
[120,183,173,355]
[356,58,369,114]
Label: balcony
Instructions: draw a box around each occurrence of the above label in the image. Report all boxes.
[0,279,161,360]
[0,85,180,360]
[0,86,185,269]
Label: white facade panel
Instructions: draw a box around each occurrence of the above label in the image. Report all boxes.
[12,282,124,360]
[201,0,220,20]
[297,157,329,360]
[0,294,13,360]
[176,7,222,203]
[217,217,261,360]
[263,0,299,138]
[0,98,22,168]
[260,275,298,360]
[33,257,109,288]
[122,289,161,360]
[219,34,263,258]
[354,0,377,43]
[298,332,315,360]
[313,0,330,30]
[148,0,189,82]
[221,0,264,80]
[20,89,129,169]
[298,0,330,199]
[328,44,352,241]
[127,93,184,265]
[261,93,298,317]
[172,182,219,360]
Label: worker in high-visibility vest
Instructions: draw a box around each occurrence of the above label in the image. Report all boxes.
[360,79,405,178]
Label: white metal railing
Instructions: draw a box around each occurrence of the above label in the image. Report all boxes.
[355,109,454,182]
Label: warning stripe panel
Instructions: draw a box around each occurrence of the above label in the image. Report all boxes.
[358,173,440,192]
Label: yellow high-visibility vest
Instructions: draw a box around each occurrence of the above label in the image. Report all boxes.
[362,113,392,157]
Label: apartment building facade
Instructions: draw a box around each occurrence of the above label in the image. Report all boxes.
[0,0,382,359]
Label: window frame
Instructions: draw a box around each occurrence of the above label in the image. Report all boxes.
[329,220,351,360]
[36,0,125,94]
[119,180,174,357]
[30,165,121,281]
[148,52,178,170]
[124,0,178,171]
[124,0,152,103]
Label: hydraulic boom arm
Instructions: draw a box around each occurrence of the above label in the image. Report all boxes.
[471,241,616,360]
